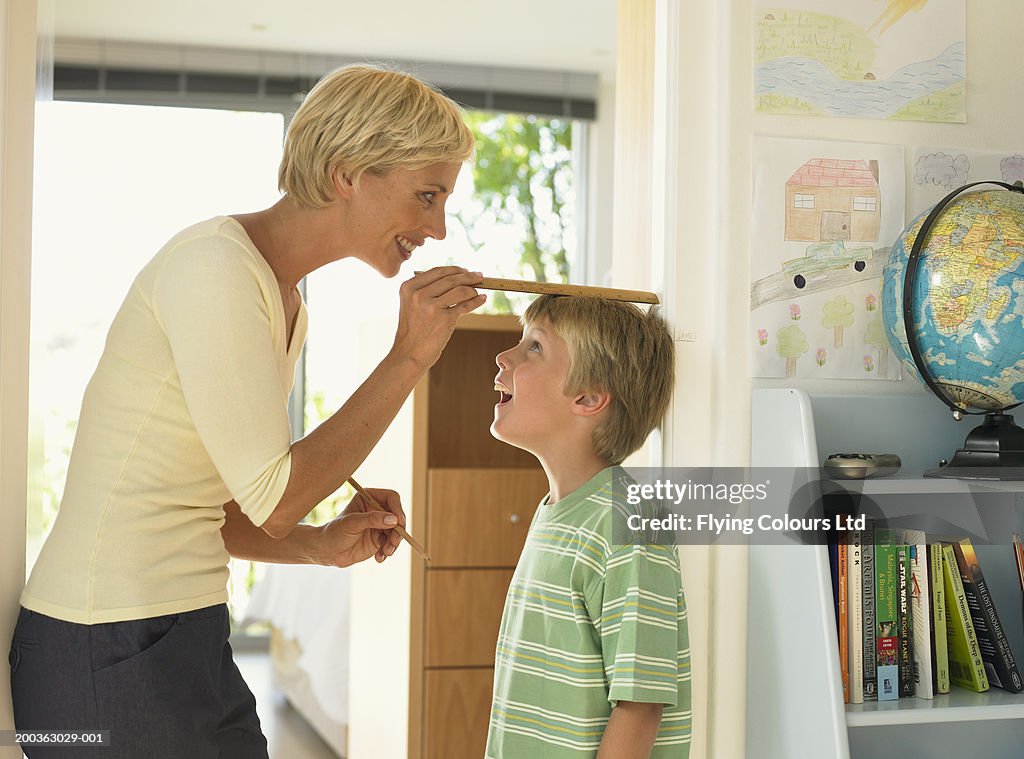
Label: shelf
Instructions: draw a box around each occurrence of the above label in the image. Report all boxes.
[823,474,1024,496]
[751,389,1024,758]
[847,688,1024,727]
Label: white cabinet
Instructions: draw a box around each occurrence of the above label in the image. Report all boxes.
[748,388,1024,759]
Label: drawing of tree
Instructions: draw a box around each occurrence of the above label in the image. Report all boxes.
[822,295,855,347]
[776,324,809,377]
[864,314,890,375]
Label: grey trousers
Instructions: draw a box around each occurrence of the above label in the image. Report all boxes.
[8,604,268,758]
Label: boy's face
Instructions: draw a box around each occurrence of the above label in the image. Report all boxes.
[491,317,575,454]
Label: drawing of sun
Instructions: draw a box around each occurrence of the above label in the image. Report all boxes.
[870,0,929,34]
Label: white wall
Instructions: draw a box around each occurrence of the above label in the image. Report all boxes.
[659,0,1024,465]
[651,3,742,756]
[0,0,38,751]
[611,0,654,296]
[746,0,1022,402]
[633,1,1024,757]
[668,0,1024,463]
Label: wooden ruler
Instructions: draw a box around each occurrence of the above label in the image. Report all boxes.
[476,276,659,304]
[414,272,660,304]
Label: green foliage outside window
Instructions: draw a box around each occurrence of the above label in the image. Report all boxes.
[455,111,576,313]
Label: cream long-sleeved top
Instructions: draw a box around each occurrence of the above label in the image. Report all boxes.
[22,216,308,624]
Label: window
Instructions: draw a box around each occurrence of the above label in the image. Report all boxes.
[853,195,878,212]
[793,193,815,209]
[29,101,285,624]
[39,50,593,632]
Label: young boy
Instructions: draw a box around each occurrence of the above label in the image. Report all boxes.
[486,295,690,758]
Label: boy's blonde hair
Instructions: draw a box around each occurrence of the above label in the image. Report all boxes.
[522,295,675,465]
[279,64,474,207]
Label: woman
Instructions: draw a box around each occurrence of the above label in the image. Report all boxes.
[8,64,485,758]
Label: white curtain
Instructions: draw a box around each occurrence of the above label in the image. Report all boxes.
[37,0,55,101]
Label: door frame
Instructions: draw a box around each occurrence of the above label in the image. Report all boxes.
[1,0,38,746]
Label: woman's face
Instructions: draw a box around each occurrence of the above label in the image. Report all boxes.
[344,161,463,277]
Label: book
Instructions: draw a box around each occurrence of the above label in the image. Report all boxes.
[899,529,934,699]
[1013,532,1024,592]
[897,543,915,697]
[941,542,988,692]
[861,517,877,702]
[952,538,1024,692]
[838,542,849,703]
[847,527,864,704]
[875,528,900,701]
[829,541,840,633]
[929,543,950,694]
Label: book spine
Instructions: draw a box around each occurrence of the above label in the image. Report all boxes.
[838,543,849,703]
[861,519,877,701]
[930,543,949,694]
[897,544,914,697]
[942,543,988,692]
[848,529,864,704]
[953,540,1024,692]
[875,528,899,701]
[910,541,934,699]
[829,541,840,633]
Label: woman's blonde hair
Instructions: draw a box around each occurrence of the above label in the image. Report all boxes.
[279,64,474,207]
[522,296,675,466]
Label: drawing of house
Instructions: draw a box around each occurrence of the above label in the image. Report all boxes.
[784,159,881,242]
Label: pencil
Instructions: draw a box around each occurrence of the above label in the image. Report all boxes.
[347,476,430,561]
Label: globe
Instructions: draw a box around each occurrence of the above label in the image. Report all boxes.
[881,184,1024,474]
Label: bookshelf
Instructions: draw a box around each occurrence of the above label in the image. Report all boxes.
[749,388,1024,759]
[846,687,1024,727]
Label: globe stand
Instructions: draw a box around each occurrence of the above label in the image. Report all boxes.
[926,412,1024,480]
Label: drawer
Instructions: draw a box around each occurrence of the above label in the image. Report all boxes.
[427,327,538,469]
[423,668,494,759]
[427,468,549,567]
[425,568,514,667]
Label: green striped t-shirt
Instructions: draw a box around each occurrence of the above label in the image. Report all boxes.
[486,469,691,757]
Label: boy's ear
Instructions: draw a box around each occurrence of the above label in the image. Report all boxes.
[571,389,612,419]
[331,167,356,200]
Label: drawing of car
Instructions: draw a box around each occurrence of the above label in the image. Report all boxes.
[781,240,873,289]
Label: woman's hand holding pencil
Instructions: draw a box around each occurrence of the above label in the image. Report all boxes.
[316,483,411,567]
[349,476,431,561]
